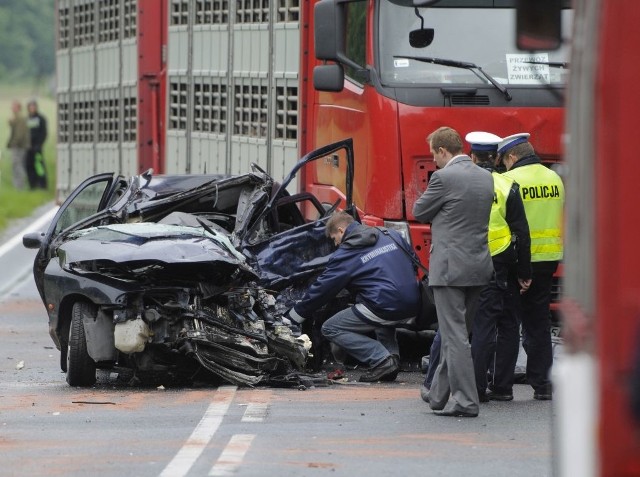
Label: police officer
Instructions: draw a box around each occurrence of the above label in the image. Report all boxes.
[498,133,564,400]
[466,132,532,402]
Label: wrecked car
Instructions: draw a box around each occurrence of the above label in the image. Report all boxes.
[23,139,356,387]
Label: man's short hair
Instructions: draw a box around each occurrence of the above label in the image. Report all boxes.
[504,142,535,159]
[325,211,354,237]
[428,126,464,155]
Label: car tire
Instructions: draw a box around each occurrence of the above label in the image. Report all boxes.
[66,301,97,387]
[60,344,68,373]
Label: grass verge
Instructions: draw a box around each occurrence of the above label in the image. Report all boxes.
[0,82,56,233]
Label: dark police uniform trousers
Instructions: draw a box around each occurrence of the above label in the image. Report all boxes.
[471,260,521,396]
[519,260,558,393]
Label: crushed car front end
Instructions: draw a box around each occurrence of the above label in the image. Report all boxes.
[48,223,309,387]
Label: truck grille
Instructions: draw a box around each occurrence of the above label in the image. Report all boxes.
[450,94,490,106]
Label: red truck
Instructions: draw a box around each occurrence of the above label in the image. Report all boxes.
[56,0,571,274]
[519,1,640,475]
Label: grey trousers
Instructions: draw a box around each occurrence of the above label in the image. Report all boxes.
[321,306,399,368]
[429,285,484,414]
[10,148,27,190]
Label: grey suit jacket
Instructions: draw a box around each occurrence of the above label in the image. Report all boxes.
[412,155,494,286]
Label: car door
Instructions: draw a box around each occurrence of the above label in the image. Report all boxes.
[242,138,356,289]
[25,173,125,303]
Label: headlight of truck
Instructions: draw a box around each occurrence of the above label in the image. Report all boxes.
[383,220,412,246]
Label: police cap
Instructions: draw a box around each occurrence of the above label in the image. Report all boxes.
[465,131,502,152]
[497,133,530,154]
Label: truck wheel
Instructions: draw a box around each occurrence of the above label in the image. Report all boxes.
[66,301,97,387]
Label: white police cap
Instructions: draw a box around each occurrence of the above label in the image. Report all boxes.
[497,133,530,154]
[465,131,502,152]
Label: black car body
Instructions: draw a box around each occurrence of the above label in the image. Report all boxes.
[24,140,355,387]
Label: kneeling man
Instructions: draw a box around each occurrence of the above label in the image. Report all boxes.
[288,211,420,382]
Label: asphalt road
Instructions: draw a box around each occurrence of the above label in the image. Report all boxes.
[0,208,555,477]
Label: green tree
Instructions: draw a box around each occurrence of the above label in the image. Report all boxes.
[0,0,55,82]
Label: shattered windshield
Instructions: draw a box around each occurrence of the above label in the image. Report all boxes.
[378,0,572,87]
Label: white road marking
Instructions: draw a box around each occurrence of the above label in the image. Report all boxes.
[0,382,61,389]
[209,434,256,476]
[241,403,268,422]
[0,270,39,302]
[0,206,58,301]
[0,206,58,259]
[159,386,237,477]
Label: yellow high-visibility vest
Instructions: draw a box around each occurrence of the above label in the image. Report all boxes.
[504,163,564,262]
[488,172,513,256]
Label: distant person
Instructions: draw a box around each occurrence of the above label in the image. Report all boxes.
[287,211,420,382]
[466,131,532,403]
[499,132,564,400]
[6,101,30,190]
[413,126,494,417]
[26,99,48,189]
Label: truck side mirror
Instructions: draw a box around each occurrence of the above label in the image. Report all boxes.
[314,64,345,92]
[314,0,345,62]
[314,0,364,77]
[516,0,562,50]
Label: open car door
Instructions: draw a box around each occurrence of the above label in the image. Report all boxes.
[242,138,356,290]
[23,173,126,303]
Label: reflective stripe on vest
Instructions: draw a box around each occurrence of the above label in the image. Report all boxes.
[488,172,513,256]
[503,163,564,262]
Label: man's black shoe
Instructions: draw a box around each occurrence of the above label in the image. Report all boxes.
[487,390,514,401]
[359,356,399,382]
[534,392,553,401]
[433,408,478,418]
[479,392,489,403]
[420,385,430,403]
[534,385,553,400]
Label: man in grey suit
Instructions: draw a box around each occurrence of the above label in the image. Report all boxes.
[413,126,494,417]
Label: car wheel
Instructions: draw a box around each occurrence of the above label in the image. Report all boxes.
[66,301,97,387]
[60,343,68,373]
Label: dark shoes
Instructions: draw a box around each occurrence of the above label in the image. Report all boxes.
[433,408,478,418]
[533,393,553,401]
[487,390,514,401]
[359,355,400,382]
[478,392,489,403]
[420,385,430,403]
[534,391,553,400]
[534,385,553,400]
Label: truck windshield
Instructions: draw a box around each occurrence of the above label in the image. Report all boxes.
[378,0,573,87]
